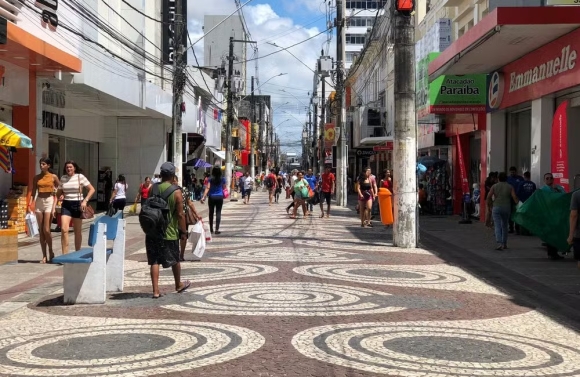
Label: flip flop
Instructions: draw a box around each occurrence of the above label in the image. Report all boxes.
[177,280,191,293]
[152,294,164,299]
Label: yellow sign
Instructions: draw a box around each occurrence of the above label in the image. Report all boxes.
[546,0,580,4]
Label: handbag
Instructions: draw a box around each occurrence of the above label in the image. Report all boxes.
[78,174,94,220]
[223,187,230,199]
[185,204,197,226]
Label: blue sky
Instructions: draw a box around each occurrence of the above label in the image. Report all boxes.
[189,0,335,153]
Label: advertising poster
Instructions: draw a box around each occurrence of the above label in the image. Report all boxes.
[551,100,569,192]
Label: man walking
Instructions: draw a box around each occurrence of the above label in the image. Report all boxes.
[145,162,191,298]
[319,165,335,218]
[242,171,253,204]
[304,168,317,214]
[507,166,524,234]
[516,171,537,235]
[265,169,278,206]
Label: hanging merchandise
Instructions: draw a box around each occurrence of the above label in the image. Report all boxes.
[0,146,13,173]
[420,160,450,215]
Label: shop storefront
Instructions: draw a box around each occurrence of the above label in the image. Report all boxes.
[417,51,487,216]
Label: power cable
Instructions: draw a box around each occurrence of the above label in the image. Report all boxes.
[121,0,165,23]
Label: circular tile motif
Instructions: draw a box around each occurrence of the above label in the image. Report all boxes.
[162,282,407,316]
[209,248,366,262]
[124,263,277,286]
[207,237,284,250]
[294,264,464,286]
[0,321,265,376]
[294,239,419,253]
[292,322,580,376]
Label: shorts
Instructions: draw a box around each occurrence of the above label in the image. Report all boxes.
[322,191,331,205]
[574,238,580,261]
[145,236,180,268]
[244,189,252,198]
[35,196,55,213]
[61,200,82,219]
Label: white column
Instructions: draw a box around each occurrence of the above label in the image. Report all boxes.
[487,111,506,174]
[473,4,479,26]
[530,97,553,185]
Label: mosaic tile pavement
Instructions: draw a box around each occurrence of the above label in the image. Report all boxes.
[1,191,580,376]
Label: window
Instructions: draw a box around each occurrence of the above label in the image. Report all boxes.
[346,34,366,44]
[346,52,354,62]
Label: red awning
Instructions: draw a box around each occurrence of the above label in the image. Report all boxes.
[428,7,580,80]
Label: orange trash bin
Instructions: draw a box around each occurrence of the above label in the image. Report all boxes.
[378,188,393,225]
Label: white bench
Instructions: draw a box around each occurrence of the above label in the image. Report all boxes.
[52,214,126,304]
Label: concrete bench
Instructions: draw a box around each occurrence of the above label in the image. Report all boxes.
[52,213,126,304]
[88,212,126,293]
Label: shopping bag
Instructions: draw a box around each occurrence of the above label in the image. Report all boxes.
[129,202,138,214]
[191,229,206,258]
[223,187,230,199]
[202,220,212,242]
[25,212,39,238]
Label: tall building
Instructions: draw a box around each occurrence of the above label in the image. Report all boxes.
[203,15,248,94]
[345,0,388,69]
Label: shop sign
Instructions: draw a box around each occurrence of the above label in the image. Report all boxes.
[42,89,65,108]
[355,148,377,157]
[373,141,393,151]
[161,0,188,65]
[416,52,486,119]
[324,123,335,151]
[42,111,65,131]
[497,28,580,109]
[35,0,59,29]
[546,0,580,5]
[487,71,505,111]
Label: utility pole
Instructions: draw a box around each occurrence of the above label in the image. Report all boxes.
[312,98,318,173]
[171,0,185,184]
[225,36,235,189]
[308,109,312,172]
[319,75,326,173]
[250,76,255,180]
[393,2,417,248]
[336,0,347,207]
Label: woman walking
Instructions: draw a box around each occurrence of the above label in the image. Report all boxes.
[56,161,96,254]
[357,169,374,227]
[135,176,152,207]
[275,172,284,204]
[109,174,128,214]
[290,171,309,219]
[28,158,60,263]
[486,172,520,250]
[201,166,227,234]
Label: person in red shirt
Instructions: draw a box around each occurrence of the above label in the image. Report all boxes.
[265,170,278,206]
[319,165,335,218]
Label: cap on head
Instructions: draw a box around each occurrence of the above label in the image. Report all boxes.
[160,162,176,175]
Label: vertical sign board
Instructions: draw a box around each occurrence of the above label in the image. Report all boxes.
[162,0,188,65]
[456,133,469,195]
[551,100,570,192]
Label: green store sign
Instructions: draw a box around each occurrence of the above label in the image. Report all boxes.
[416,52,487,119]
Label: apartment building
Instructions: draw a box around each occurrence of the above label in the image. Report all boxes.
[345,0,388,69]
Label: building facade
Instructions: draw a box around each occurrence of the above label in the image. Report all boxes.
[0,1,217,214]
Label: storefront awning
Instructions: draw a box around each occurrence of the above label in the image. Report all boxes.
[360,136,393,146]
[1,22,82,73]
[207,146,225,161]
[428,7,580,81]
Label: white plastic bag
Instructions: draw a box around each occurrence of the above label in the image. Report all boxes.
[25,212,39,238]
[202,220,212,242]
[192,229,206,258]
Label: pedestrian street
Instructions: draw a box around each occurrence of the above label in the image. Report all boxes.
[1,191,580,377]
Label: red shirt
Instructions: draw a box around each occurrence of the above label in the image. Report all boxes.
[140,183,151,199]
[321,172,335,192]
[267,173,277,188]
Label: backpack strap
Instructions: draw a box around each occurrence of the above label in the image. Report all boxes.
[161,184,179,201]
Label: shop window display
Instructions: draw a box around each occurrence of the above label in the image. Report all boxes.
[418,157,451,215]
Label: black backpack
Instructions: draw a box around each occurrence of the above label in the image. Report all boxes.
[139,183,179,238]
[265,176,274,188]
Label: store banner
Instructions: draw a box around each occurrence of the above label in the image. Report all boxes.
[551,100,570,192]
[324,123,335,151]
[416,52,487,119]
[456,133,469,195]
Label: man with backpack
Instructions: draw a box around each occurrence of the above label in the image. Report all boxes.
[265,169,278,206]
[139,162,191,298]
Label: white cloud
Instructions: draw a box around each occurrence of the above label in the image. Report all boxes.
[188,2,331,153]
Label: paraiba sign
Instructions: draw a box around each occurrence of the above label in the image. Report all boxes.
[416,52,487,119]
